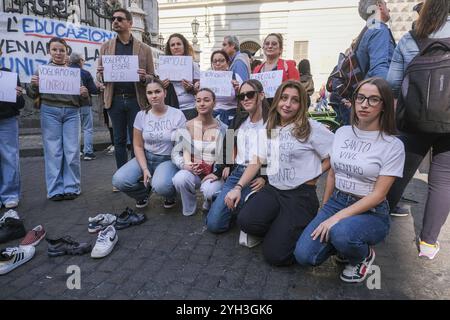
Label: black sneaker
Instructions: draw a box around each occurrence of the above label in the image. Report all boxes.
[46,236,92,257]
[49,194,65,201]
[163,199,176,209]
[136,198,148,209]
[0,218,26,244]
[63,193,79,201]
[115,207,146,230]
[83,153,96,161]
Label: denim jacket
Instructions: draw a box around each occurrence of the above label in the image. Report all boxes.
[387,17,450,98]
[355,21,396,80]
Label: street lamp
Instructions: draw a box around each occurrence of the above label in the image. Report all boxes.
[191,17,200,47]
[158,33,165,51]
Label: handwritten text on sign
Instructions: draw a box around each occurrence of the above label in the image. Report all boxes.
[157,55,193,82]
[0,70,18,103]
[39,65,80,95]
[102,55,139,82]
[251,70,283,98]
[200,71,233,97]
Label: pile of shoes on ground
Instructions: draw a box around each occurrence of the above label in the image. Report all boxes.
[0,210,46,275]
[0,207,146,275]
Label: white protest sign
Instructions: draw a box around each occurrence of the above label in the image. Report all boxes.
[157,55,193,82]
[38,65,80,95]
[102,55,139,82]
[200,71,233,97]
[0,70,18,103]
[251,70,283,98]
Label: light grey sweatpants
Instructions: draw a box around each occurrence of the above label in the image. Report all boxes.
[172,169,223,216]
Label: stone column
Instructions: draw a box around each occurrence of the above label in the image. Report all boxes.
[389,0,419,41]
[127,0,147,42]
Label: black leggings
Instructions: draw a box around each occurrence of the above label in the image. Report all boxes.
[238,184,319,266]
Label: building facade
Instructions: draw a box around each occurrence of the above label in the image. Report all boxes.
[158,0,418,88]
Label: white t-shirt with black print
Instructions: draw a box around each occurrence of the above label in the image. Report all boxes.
[259,119,334,190]
[331,126,405,197]
[133,106,187,156]
[235,117,265,166]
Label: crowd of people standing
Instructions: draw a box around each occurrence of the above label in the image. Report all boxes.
[1,0,450,284]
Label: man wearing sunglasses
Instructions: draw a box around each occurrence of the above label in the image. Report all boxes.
[97,8,155,173]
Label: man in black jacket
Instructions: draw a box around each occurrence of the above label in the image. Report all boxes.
[0,48,25,209]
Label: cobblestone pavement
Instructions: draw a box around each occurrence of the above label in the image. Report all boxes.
[0,154,449,300]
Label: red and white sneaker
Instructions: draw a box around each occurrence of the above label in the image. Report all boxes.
[340,248,376,283]
[20,225,46,247]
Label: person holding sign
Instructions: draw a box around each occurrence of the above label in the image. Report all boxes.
[253,33,299,82]
[225,81,333,266]
[97,8,155,171]
[26,37,89,201]
[0,47,25,209]
[206,79,269,234]
[112,77,186,210]
[162,33,200,121]
[295,78,405,283]
[207,50,241,126]
[171,88,227,216]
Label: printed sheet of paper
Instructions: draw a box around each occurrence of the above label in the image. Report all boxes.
[102,55,139,82]
[200,71,233,97]
[250,70,283,98]
[0,70,18,103]
[39,65,80,95]
[157,55,193,82]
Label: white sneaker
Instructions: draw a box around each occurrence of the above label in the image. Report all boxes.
[419,240,440,260]
[0,246,35,275]
[239,231,262,248]
[340,248,376,283]
[0,209,20,225]
[5,201,19,209]
[88,213,117,233]
[91,225,118,258]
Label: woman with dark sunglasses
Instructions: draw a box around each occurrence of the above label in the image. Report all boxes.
[295,78,405,283]
[226,80,334,266]
[205,79,269,234]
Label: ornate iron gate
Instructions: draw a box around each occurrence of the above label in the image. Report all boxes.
[1,0,120,30]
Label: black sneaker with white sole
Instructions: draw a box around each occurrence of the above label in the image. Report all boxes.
[136,198,149,209]
[115,207,146,230]
[340,248,375,283]
[163,199,176,209]
[46,236,92,257]
[83,153,96,161]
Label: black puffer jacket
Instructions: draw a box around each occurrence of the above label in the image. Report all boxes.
[0,68,25,120]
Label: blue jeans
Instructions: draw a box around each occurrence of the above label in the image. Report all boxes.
[213,109,236,126]
[80,106,94,154]
[0,117,20,205]
[107,95,140,169]
[40,104,81,198]
[295,189,390,266]
[112,150,178,202]
[206,165,252,233]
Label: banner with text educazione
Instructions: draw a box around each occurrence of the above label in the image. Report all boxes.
[0,12,115,83]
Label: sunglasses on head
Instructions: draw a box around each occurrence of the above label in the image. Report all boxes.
[111,16,126,22]
[237,91,258,101]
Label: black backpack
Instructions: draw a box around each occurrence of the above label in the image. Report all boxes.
[326,27,368,99]
[396,30,450,134]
